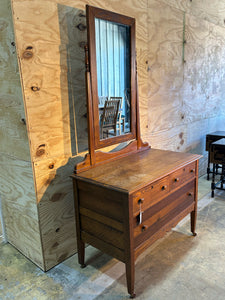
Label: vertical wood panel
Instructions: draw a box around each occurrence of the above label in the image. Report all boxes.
[0,0,43,268]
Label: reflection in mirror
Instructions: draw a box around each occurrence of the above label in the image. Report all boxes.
[95,18,131,140]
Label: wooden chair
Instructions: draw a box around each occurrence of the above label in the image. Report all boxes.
[100,99,120,138]
[110,96,125,134]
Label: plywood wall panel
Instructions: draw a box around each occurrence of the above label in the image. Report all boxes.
[0,153,44,268]
[0,0,44,268]
[34,155,78,270]
[0,0,30,161]
[182,13,225,123]
[147,1,184,133]
[13,1,89,160]
[144,124,187,153]
[159,0,225,28]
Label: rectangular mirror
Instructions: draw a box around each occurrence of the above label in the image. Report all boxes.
[95,18,131,139]
[86,5,137,149]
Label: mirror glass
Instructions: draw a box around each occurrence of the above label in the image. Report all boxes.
[95,18,131,140]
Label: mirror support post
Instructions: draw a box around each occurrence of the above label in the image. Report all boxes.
[85,45,96,166]
[136,58,141,149]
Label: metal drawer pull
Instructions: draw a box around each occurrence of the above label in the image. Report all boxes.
[142,225,147,232]
[190,169,195,173]
[161,185,167,191]
[137,211,143,225]
[138,198,144,204]
[137,199,144,225]
[174,177,179,182]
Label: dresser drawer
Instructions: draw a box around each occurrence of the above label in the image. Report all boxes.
[132,176,169,214]
[169,162,196,191]
[134,180,195,244]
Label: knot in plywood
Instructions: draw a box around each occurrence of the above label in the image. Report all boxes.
[36,144,46,157]
[31,86,40,92]
[23,50,33,59]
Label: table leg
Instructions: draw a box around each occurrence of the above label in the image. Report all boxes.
[211,163,216,198]
[207,151,210,180]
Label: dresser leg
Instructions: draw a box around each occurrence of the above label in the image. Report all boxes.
[78,240,86,268]
[126,260,136,298]
[190,211,197,236]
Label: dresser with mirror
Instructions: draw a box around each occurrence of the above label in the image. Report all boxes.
[71,5,201,298]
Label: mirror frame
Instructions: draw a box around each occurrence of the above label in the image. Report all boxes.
[86,5,137,149]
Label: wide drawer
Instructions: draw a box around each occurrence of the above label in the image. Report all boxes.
[134,180,195,245]
[132,162,196,215]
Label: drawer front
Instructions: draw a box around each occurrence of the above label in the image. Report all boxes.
[132,176,169,214]
[169,161,196,191]
[134,180,195,245]
[132,162,196,215]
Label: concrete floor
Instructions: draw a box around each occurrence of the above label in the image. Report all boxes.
[1,175,225,300]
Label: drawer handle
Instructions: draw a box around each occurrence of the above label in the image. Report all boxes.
[190,169,195,173]
[137,211,143,225]
[174,177,179,182]
[141,225,148,232]
[188,192,192,197]
[161,185,167,191]
[138,198,144,204]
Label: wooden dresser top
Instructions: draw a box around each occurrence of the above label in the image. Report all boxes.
[73,148,201,193]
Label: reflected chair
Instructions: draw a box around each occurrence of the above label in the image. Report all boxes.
[110,96,125,134]
[100,99,120,139]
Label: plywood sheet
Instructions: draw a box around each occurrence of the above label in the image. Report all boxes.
[182,14,225,123]
[12,0,89,161]
[33,155,79,270]
[0,153,43,268]
[159,0,225,28]
[0,0,30,161]
[147,1,184,133]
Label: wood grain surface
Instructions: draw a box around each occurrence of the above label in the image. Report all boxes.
[74,148,201,192]
[0,153,44,269]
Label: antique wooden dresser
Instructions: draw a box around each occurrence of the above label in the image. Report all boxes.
[72,148,201,297]
[72,5,202,298]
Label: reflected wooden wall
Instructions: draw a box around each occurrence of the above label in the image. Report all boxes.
[1,0,224,269]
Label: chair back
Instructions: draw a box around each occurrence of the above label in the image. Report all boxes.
[100,99,120,137]
[102,100,120,126]
[109,97,123,110]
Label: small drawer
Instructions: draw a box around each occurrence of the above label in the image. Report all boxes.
[169,162,196,191]
[132,176,169,214]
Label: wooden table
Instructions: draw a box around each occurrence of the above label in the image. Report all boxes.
[206,131,225,180]
[210,138,225,197]
[72,148,201,297]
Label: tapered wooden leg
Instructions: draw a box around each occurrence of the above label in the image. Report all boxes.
[125,259,135,298]
[191,210,197,236]
[78,240,86,268]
